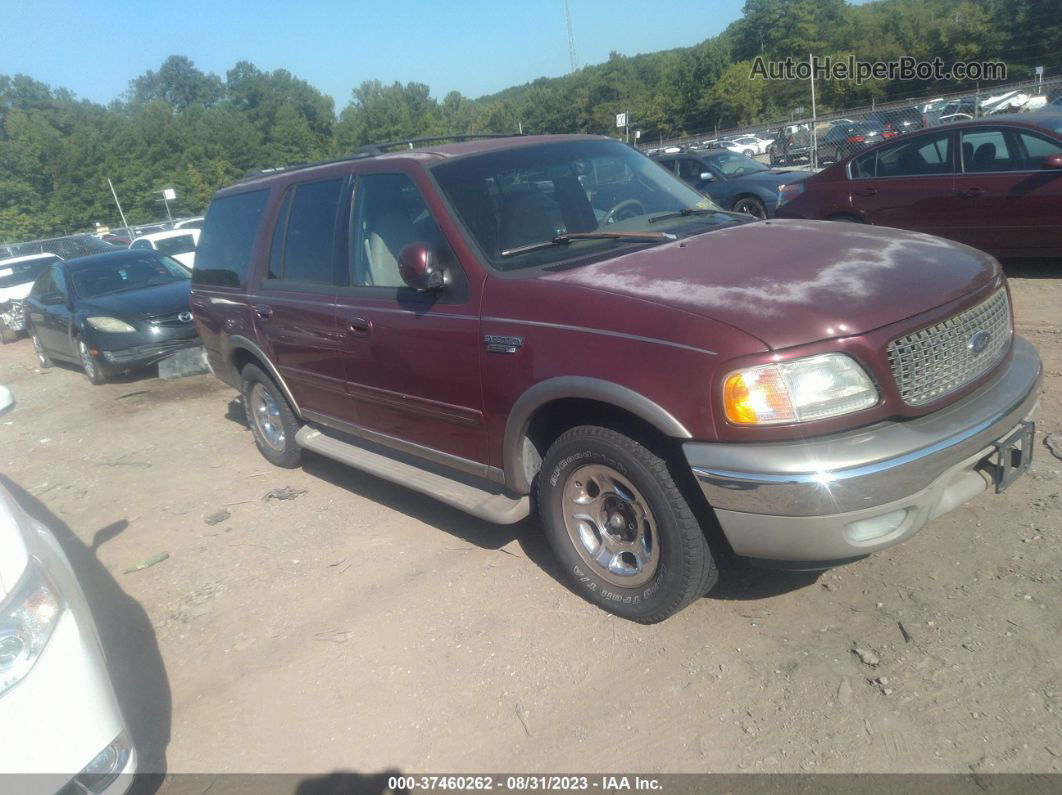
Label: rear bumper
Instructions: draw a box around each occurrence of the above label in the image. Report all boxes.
[685,336,1042,562]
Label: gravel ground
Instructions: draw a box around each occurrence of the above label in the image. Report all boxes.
[0,261,1059,781]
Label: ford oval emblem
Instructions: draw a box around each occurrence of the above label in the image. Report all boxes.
[967,330,991,355]
[178,311,193,323]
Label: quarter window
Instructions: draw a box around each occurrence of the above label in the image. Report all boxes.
[193,189,269,288]
[1017,131,1062,169]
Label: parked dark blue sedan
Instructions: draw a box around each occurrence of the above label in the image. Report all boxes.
[651,149,810,219]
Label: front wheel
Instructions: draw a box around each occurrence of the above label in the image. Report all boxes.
[732,196,768,219]
[240,364,302,468]
[78,338,107,385]
[538,426,717,623]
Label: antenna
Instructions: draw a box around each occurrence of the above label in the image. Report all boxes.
[565,0,578,72]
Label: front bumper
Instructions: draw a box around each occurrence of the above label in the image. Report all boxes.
[96,337,202,375]
[0,299,26,332]
[686,336,1042,563]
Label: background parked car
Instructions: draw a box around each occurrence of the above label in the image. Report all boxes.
[866,106,925,134]
[10,235,117,261]
[768,124,811,165]
[23,250,201,384]
[0,253,63,343]
[724,135,772,157]
[173,216,204,230]
[654,148,811,219]
[817,121,895,163]
[0,480,137,792]
[128,229,200,268]
[775,113,1062,259]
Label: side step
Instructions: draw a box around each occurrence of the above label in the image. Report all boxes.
[295,426,530,525]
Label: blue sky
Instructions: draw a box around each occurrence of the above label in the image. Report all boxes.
[2,0,747,108]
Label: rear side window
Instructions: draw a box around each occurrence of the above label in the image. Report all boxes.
[193,189,269,287]
[267,178,343,285]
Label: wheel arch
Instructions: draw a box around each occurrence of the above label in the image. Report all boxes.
[503,377,691,494]
[223,335,302,417]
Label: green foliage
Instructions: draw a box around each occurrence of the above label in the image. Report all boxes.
[1,0,1058,240]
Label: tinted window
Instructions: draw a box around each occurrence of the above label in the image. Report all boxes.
[193,189,269,287]
[267,189,293,280]
[272,178,342,285]
[1017,131,1062,168]
[351,173,444,288]
[961,130,1016,173]
[676,158,705,183]
[71,255,189,298]
[29,268,55,297]
[154,234,197,256]
[876,131,953,177]
[0,258,59,289]
[130,239,153,250]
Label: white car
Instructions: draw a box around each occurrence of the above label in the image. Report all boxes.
[724,135,772,156]
[0,254,63,344]
[128,229,199,269]
[0,482,136,793]
[173,216,204,230]
[0,384,11,414]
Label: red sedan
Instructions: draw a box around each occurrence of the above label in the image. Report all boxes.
[775,113,1062,258]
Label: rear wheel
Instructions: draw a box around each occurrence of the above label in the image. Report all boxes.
[538,425,717,623]
[78,338,107,385]
[240,364,302,468]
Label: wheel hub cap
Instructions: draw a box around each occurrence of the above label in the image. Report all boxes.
[250,383,285,450]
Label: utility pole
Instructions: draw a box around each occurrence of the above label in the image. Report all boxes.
[107,178,130,235]
[625,109,630,144]
[809,53,818,171]
[565,0,578,72]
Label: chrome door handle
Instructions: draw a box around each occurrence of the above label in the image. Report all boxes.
[347,317,372,337]
[253,304,273,320]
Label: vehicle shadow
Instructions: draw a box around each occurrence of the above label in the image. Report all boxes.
[0,476,172,790]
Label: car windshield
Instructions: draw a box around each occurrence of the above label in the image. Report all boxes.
[0,258,57,289]
[70,254,190,298]
[154,234,196,256]
[702,151,768,176]
[431,139,733,270]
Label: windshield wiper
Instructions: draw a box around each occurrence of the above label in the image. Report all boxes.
[500,231,676,258]
[647,207,719,224]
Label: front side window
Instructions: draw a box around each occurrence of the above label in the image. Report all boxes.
[432,139,730,271]
[350,173,445,288]
[154,235,197,256]
[1016,131,1062,169]
[269,178,343,285]
[193,189,269,288]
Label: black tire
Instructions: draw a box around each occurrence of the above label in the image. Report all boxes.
[77,337,107,385]
[732,196,768,219]
[31,331,52,367]
[240,363,302,468]
[537,425,717,623]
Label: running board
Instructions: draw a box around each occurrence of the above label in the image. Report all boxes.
[295,426,530,525]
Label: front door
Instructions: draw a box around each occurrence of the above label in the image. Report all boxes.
[31,265,74,358]
[333,170,487,470]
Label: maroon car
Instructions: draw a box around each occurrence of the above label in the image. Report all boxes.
[776,113,1062,258]
[190,134,1041,622]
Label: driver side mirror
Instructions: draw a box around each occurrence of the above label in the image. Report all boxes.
[699,172,715,182]
[398,242,445,292]
[40,291,66,306]
[1042,154,1062,170]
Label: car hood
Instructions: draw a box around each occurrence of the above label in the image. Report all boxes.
[0,282,34,303]
[731,169,810,189]
[0,484,30,601]
[540,219,999,350]
[77,279,191,318]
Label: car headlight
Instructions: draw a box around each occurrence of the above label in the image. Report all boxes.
[85,316,136,333]
[723,353,878,425]
[0,559,63,697]
[777,182,804,207]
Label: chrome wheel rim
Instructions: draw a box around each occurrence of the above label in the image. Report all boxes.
[32,335,46,365]
[734,199,766,219]
[78,340,97,380]
[250,383,285,451]
[562,464,660,588]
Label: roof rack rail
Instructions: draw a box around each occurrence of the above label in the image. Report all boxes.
[237,133,524,183]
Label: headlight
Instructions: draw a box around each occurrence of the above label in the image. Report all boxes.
[0,560,63,696]
[85,316,136,333]
[723,353,878,425]
[777,182,804,207]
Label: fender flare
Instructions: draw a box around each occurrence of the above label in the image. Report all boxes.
[223,335,302,417]
[502,376,692,493]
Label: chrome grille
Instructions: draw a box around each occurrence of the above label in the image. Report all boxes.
[887,288,1011,407]
[145,311,193,328]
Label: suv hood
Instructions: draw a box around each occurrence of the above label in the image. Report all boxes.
[542,219,999,350]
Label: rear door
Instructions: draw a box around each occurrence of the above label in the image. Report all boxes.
[952,126,1062,255]
[251,177,351,420]
[846,129,958,237]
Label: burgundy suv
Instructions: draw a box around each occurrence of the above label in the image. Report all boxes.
[190,134,1041,623]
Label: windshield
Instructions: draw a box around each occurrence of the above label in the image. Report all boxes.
[432,139,732,270]
[0,258,59,289]
[71,254,190,298]
[154,234,197,256]
[701,151,768,177]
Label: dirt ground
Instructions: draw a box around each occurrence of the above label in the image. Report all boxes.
[0,262,1060,780]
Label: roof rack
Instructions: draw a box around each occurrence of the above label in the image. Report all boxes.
[238,133,525,183]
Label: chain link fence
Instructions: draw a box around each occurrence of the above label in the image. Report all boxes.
[642,74,1062,170]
